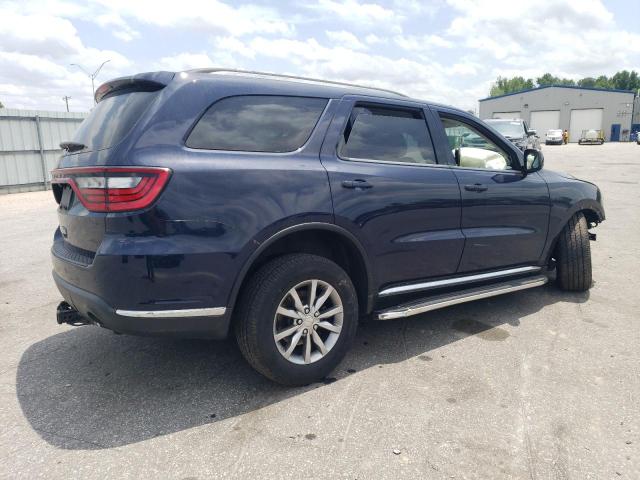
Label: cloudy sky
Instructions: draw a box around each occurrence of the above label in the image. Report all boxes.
[1,0,639,113]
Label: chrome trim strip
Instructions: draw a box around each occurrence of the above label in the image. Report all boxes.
[378,276,548,320]
[378,266,541,297]
[115,307,227,318]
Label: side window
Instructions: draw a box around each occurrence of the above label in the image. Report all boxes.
[339,105,436,165]
[439,115,513,171]
[186,95,328,152]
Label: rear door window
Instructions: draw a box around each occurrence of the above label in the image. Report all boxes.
[338,105,436,165]
[71,91,158,152]
[186,96,328,152]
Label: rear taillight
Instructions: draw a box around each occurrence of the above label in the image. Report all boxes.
[51,167,171,212]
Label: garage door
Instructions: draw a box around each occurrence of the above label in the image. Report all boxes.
[492,111,521,119]
[569,109,603,143]
[530,110,560,136]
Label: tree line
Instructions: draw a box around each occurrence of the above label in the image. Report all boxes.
[489,70,640,97]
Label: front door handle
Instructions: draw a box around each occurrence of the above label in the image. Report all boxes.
[464,184,488,192]
[342,179,373,189]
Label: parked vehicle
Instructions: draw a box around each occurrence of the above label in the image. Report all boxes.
[52,70,605,385]
[545,129,563,145]
[483,118,541,151]
[578,129,605,145]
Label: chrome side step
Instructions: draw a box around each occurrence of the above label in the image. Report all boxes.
[377,275,548,320]
[378,265,541,297]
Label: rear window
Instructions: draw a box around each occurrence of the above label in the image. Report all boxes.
[71,91,158,152]
[186,96,328,152]
[339,105,436,165]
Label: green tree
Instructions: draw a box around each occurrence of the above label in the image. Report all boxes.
[610,70,640,91]
[577,77,597,88]
[536,73,575,87]
[594,75,613,89]
[489,76,534,96]
[488,70,640,96]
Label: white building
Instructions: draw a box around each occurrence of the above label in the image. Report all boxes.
[478,86,637,142]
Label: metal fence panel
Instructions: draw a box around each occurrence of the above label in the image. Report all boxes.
[0,109,87,193]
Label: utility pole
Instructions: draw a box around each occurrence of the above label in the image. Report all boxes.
[70,60,111,106]
[62,96,71,112]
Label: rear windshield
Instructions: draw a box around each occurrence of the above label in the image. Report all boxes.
[70,91,158,152]
[186,95,328,153]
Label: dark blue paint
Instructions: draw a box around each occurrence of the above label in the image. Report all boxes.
[52,71,605,339]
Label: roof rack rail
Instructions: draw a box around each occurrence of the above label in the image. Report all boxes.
[187,68,408,98]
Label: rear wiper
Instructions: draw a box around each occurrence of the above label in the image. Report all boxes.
[60,141,86,153]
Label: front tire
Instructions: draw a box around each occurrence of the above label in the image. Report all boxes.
[235,254,358,385]
[555,212,592,292]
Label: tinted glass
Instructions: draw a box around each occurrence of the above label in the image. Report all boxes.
[71,91,157,152]
[186,96,328,152]
[339,105,436,164]
[440,115,512,170]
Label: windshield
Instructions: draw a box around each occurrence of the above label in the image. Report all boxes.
[547,129,562,135]
[485,120,525,138]
[69,91,158,152]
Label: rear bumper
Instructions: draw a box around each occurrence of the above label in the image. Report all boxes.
[53,271,231,339]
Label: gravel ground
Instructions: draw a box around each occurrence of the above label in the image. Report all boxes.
[0,142,638,479]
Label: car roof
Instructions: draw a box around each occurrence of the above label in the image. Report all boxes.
[186,68,409,101]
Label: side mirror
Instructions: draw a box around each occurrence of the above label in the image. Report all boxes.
[527,129,537,137]
[523,148,544,173]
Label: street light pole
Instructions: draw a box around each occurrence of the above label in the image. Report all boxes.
[70,60,111,106]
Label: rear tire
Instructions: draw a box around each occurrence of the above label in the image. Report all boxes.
[555,212,592,292]
[235,254,358,386]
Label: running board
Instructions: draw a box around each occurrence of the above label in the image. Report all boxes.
[377,275,548,320]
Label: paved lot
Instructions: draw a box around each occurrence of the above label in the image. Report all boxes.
[1,143,639,479]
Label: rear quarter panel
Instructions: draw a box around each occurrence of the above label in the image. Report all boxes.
[98,89,339,312]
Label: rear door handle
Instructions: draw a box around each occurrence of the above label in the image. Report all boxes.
[342,179,373,189]
[464,184,488,192]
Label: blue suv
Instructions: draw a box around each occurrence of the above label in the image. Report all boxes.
[52,69,604,385]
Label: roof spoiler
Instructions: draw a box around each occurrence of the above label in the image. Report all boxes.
[94,71,175,103]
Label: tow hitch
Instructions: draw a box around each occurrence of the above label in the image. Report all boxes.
[56,301,90,326]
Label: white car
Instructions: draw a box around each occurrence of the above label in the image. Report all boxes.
[545,129,563,145]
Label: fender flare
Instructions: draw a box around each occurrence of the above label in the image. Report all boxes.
[542,199,605,264]
[226,222,375,321]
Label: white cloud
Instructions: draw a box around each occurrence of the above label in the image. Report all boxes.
[310,0,403,33]
[0,0,638,113]
[445,0,640,78]
[0,6,131,110]
[315,0,396,23]
[157,53,216,71]
[364,34,383,45]
[91,0,293,37]
[394,34,453,50]
[325,31,368,50]
[202,35,460,105]
[95,13,141,42]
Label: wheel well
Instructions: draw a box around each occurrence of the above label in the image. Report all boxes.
[549,208,599,262]
[235,229,371,316]
[580,208,601,228]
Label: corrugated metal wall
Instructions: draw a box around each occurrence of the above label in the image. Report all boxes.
[0,109,87,194]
